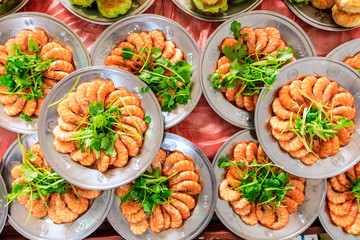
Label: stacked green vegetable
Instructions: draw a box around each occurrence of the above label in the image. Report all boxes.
[70,0,132,18]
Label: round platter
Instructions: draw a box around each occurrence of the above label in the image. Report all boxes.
[107,132,216,240]
[59,0,155,25]
[255,57,360,179]
[284,0,358,31]
[319,198,360,240]
[200,10,316,129]
[0,175,8,234]
[0,12,91,134]
[0,0,28,18]
[1,134,113,240]
[90,14,201,129]
[213,130,326,240]
[171,0,263,22]
[327,38,360,63]
[38,66,164,190]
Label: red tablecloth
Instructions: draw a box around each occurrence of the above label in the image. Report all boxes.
[0,0,359,161]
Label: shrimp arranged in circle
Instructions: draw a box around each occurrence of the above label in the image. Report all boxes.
[10,143,102,224]
[118,148,202,235]
[52,78,149,172]
[218,140,306,230]
[213,23,293,113]
[0,28,76,120]
[270,75,355,165]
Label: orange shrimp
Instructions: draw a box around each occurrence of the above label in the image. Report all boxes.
[272,129,296,142]
[30,29,48,47]
[149,204,164,232]
[4,96,26,116]
[312,76,330,102]
[329,135,340,156]
[170,180,202,196]
[272,98,297,120]
[263,27,280,54]
[70,149,96,166]
[162,203,183,229]
[330,202,358,228]
[270,116,293,132]
[331,106,356,121]
[328,201,352,216]
[226,170,241,187]
[5,38,17,54]
[161,205,171,230]
[322,81,338,105]
[40,42,62,56]
[121,116,147,134]
[233,204,252,216]
[105,55,126,66]
[74,187,102,199]
[289,178,305,192]
[286,188,305,205]
[139,32,153,51]
[344,57,360,69]
[42,47,72,63]
[63,192,89,214]
[48,60,75,73]
[162,41,176,59]
[115,183,133,197]
[170,48,184,64]
[225,84,240,101]
[337,128,351,147]
[163,152,186,174]
[96,150,110,173]
[120,105,145,119]
[129,217,149,235]
[289,80,306,105]
[170,197,190,219]
[300,75,317,101]
[279,85,300,112]
[268,206,289,230]
[22,99,37,116]
[218,179,241,201]
[326,183,354,204]
[58,117,77,131]
[86,80,103,103]
[240,27,255,55]
[344,211,360,234]
[113,139,129,167]
[231,197,250,210]
[57,99,83,125]
[283,196,299,213]
[254,28,269,53]
[53,138,76,153]
[120,135,139,157]
[337,173,352,189]
[279,137,304,152]
[121,199,142,215]
[116,96,141,108]
[170,192,196,210]
[105,88,131,106]
[300,152,318,165]
[15,30,31,53]
[168,171,198,186]
[127,32,145,52]
[221,37,238,52]
[116,124,143,147]
[244,95,255,112]
[166,160,195,177]
[331,92,354,107]
[149,30,165,51]
[235,93,244,108]
[256,205,276,227]
[240,202,258,225]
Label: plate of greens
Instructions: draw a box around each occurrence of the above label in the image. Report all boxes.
[255,57,360,179]
[91,14,201,129]
[0,0,28,18]
[59,0,155,25]
[200,10,316,129]
[107,132,217,240]
[172,0,263,22]
[213,130,326,240]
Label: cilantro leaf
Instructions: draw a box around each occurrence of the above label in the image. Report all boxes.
[144,116,151,124]
[230,21,242,39]
[122,47,134,59]
[20,113,32,122]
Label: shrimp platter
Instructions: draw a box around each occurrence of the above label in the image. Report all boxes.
[52,77,149,173]
[0,28,76,121]
[269,75,355,166]
[115,149,202,236]
[217,140,305,230]
[325,163,360,235]
[211,20,295,113]
[7,141,102,224]
[105,30,193,113]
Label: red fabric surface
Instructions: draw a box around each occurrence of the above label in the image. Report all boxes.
[0,0,359,161]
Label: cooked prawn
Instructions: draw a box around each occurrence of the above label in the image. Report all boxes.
[263,27,280,54]
[326,183,354,204]
[149,204,164,232]
[42,47,72,63]
[149,30,165,51]
[219,179,240,201]
[168,171,198,186]
[170,180,202,196]
[254,28,269,53]
[330,202,357,228]
[121,199,141,215]
[63,192,89,214]
[53,138,76,153]
[240,27,255,55]
[162,41,176,59]
[161,203,183,228]
[130,217,149,235]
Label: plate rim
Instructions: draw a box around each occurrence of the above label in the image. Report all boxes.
[38,66,164,190]
[212,129,327,240]
[255,56,360,179]
[200,10,317,129]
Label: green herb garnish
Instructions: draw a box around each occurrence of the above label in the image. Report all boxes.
[0,39,55,107]
[6,135,74,224]
[219,158,294,208]
[212,21,294,99]
[121,167,176,215]
[352,178,360,212]
[117,46,193,112]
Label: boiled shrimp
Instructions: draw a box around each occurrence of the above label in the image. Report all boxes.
[63,192,89,214]
[218,179,240,201]
[170,180,202,195]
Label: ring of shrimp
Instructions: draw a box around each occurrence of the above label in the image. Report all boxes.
[116,149,202,235]
[219,140,306,230]
[52,78,148,172]
[270,75,356,165]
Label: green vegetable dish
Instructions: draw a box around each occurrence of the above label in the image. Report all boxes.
[211,21,294,112]
[269,75,355,166]
[115,149,202,236]
[218,140,306,230]
[191,0,249,14]
[105,30,193,112]
[6,136,102,224]
[69,0,132,18]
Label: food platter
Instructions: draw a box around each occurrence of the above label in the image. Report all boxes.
[107,132,217,240]
[0,175,8,234]
[171,0,263,22]
[327,38,360,63]
[38,66,164,190]
[213,130,326,239]
[59,0,155,25]
[1,134,113,240]
[0,12,91,134]
[200,10,316,129]
[284,0,358,31]
[0,0,28,18]
[255,57,360,179]
[90,14,201,129]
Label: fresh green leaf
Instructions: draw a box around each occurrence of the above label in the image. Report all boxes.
[20,113,32,122]
[144,116,151,124]
[122,47,134,59]
[230,21,242,39]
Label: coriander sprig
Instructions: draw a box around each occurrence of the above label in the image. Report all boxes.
[0,39,55,120]
[351,179,360,212]
[117,46,193,112]
[121,167,176,215]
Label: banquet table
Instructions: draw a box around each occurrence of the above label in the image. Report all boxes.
[1,0,359,239]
